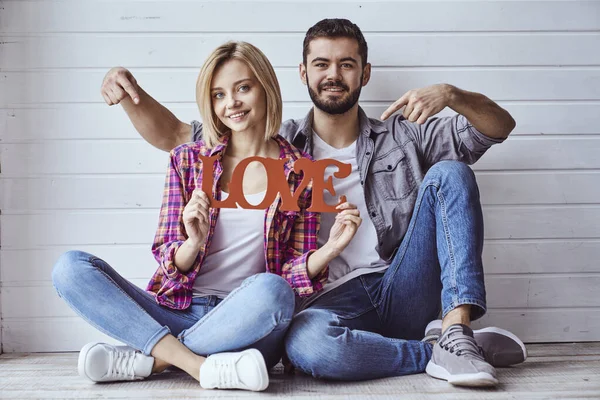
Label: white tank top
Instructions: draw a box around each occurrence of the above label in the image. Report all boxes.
[192,191,266,298]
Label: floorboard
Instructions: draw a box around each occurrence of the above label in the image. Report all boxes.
[1,343,599,399]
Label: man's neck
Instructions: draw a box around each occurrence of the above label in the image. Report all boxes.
[311,104,361,149]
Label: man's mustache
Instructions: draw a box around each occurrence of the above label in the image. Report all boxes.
[319,81,349,91]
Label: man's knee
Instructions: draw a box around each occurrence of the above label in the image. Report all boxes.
[285,310,342,378]
[425,161,478,192]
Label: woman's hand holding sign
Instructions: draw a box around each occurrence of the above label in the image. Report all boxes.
[326,201,362,257]
[183,189,211,248]
[174,189,212,273]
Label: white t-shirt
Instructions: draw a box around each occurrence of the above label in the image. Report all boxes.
[300,132,388,307]
[192,191,266,298]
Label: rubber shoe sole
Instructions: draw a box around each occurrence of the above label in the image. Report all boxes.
[426,360,498,387]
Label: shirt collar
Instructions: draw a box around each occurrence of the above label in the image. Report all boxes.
[294,105,388,143]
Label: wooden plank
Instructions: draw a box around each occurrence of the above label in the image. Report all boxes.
[483,240,600,274]
[0,176,166,210]
[2,206,600,248]
[3,137,600,177]
[1,318,120,353]
[485,275,600,308]
[1,281,149,320]
[3,171,600,211]
[2,103,599,143]
[476,172,600,205]
[3,33,599,69]
[526,342,600,357]
[1,141,169,176]
[4,274,600,320]
[482,206,600,239]
[2,69,599,106]
[472,309,600,342]
[0,211,159,247]
[3,1,599,33]
[474,137,600,171]
[1,247,157,282]
[1,349,600,400]
[3,240,600,284]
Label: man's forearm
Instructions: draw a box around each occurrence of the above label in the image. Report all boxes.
[121,87,191,152]
[446,85,516,140]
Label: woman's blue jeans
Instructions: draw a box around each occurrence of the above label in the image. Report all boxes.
[52,252,295,369]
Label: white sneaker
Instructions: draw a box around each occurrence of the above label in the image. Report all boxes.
[199,349,268,391]
[78,342,154,382]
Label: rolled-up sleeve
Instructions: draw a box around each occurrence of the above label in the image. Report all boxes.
[400,114,505,168]
[280,189,327,297]
[151,151,198,288]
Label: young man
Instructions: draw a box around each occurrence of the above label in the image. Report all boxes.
[101,19,526,386]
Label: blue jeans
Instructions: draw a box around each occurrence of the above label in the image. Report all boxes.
[285,161,487,380]
[52,251,295,369]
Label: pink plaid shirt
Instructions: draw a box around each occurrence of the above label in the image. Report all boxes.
[146,135,327,310]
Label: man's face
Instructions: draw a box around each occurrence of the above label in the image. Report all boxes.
[300,37,371,115]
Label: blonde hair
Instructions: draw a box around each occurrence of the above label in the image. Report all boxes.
[196,41,283,148]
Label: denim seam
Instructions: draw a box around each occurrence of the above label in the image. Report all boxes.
[179,274,260,340]
[442,298,487,319]
[142,327,171,355]
[381,182,437,297]
[54,282,171,353]
[435,189,460,307]
[360,274,385,323]
[90,256,198,324]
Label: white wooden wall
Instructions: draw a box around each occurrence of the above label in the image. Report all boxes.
[1,0,599,352]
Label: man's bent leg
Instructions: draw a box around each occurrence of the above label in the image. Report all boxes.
[375,161,497,386]
[377,160,486,339]
[285,276,432,381]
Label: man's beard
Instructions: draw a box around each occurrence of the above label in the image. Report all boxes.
[307,76,362,115]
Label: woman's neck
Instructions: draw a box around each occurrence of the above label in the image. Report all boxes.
[226,125,278,159]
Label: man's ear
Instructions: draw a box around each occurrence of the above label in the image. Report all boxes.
[299,63,308,85]
[362,63,372,87]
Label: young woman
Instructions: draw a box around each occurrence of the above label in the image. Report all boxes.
[52,41,361,392]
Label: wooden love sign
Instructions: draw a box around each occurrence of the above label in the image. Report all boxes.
[200,155,351,212]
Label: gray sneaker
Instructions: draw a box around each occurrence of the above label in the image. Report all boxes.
[426,324,498,387]
[424,320,527,367]
[474,327,527,367]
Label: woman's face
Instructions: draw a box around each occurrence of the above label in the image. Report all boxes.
[211,59,267,135]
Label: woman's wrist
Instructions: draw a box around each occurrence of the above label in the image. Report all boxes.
[319,242,341,261]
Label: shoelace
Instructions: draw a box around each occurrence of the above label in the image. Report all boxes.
[107,349,137,380]
[214,358,240,388]
[440,326,485,360]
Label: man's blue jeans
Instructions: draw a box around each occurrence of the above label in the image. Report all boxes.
[285,161,487,380]
[52,252,295,369]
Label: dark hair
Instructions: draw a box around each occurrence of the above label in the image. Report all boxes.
[302,18,368,67]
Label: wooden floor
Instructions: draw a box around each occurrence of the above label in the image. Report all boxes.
[1,343,599,399]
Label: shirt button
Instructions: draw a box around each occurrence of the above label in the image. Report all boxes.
[366,151,371,156]
[371,212,376,218]
[360,180,364,185]
[387,165,392,170]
